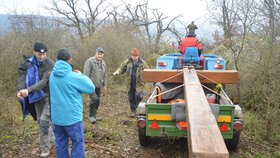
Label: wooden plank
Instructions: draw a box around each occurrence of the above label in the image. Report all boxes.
[142,69,240,84]
[142,70,183,83]
[183,68,229,158]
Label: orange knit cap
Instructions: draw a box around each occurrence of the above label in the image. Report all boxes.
[131,48,139,56]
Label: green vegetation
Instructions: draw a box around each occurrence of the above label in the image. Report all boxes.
[0,0,280,157]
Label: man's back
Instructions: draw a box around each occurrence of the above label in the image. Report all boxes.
[50,60,95,126]
[179,37,202,55]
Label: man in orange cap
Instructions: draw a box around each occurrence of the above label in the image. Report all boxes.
[113,48,149,118]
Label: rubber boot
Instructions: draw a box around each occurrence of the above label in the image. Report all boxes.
[89,109,97,124]
[95,110,102,121]
[130,108,136,118]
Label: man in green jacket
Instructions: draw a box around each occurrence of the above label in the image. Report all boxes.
[84,47,107,124]
[113,48,149,118]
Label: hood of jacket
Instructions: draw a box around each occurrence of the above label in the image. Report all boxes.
[53,60,72,77]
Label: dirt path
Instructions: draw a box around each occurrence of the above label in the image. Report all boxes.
[0,89,243,158]
[83,90,189,158]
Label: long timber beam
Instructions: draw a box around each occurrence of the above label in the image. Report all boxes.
[183,68,229,158]
[142,69,239,84]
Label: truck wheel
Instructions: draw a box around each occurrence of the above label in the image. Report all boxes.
[225,131,241,151]
[138,127,151,147]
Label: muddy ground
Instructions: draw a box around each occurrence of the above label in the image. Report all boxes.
[0,88,252,158]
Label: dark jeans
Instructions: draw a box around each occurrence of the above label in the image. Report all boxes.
[128,87,143,112]
[89,88,101,116]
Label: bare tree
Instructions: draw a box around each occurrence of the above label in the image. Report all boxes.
[255,0,280,140]
[106,3,122,25]
[232,0,258,70]
[207,0,257,69]
[152,10,182,53]
[167,19,191,48]
[83,0,110,36]
[117,1,182,53]
[207,0,257,100]
[46,0,109,40]
[47,0,84,39]
[168,23,186,44]
[258,0,280,59]
[136,2,155,46]
[207,0,238,39]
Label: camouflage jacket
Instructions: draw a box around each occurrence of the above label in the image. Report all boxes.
[115,58,149,90]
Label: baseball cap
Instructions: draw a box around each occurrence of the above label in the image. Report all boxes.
[96,47,104,53]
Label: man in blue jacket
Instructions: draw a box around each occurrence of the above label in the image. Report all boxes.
[17,41,54,157]
[49,49,95,158]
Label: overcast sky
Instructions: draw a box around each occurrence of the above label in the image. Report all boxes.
[0,0,207,22]
[0,0,215,39]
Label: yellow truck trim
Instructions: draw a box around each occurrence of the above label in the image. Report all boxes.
[148,114,172,121]
[217,115,231,122]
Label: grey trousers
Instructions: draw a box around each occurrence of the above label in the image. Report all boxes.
[35,97,54,152]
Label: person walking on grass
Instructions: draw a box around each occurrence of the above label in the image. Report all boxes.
[49,48,95,158]
[113,48,149,118]
[17,41,54,158]
[83,47,107,124]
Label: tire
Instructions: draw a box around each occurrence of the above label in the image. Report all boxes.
[138,127,152,147]
[225,131,241,151]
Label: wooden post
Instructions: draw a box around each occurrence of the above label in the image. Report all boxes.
[183,68,229,158]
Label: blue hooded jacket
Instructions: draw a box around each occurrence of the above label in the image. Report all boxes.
[18,55,54,121]
[49,60,95,126]
[26,56,46,103]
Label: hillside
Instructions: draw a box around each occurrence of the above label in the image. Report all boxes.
[0,14,9,35]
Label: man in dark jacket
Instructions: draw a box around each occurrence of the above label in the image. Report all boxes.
[17,42,54,157]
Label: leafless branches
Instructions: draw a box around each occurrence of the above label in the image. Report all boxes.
[46,0,109,40]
